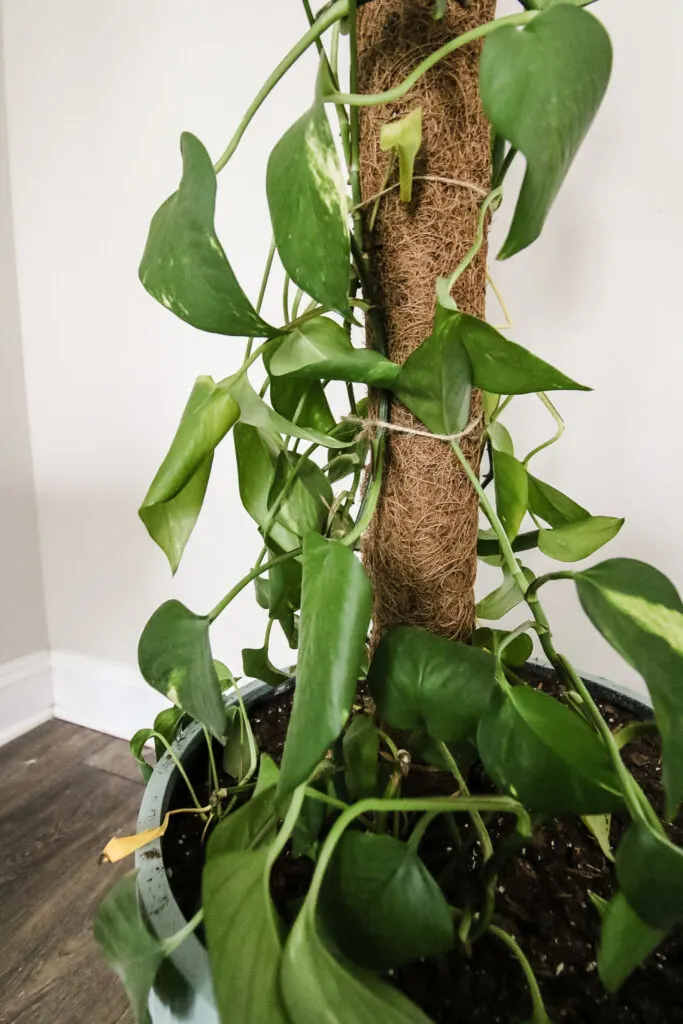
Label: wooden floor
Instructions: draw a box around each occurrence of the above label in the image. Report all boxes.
[0,720,144,1023]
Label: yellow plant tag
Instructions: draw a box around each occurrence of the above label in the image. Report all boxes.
[99,806,210,864]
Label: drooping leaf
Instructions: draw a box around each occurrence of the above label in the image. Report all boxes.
[266,94,350,315]
[270,316,399,387]
[451,313,588,394]
[476,567,534,621]
[473,627,534,668]
[320,831,454,970]
[269,374,336,435]
[130,729,154,783]
[255,753,280,797]
[233,425,299,552]
[268,551,303,621]
[493,450,528,540]
[223,704,257,782]
[616,821,683,931]
[139,376,240,572]
[230,374,347,449]
[597,890,668,992]
[278,535,372,796]
[208,787,279,856]
[538,516,623,562]
[138,600,226,741]
[268,451,333,539]
[368,625,496,744]
[380,107,422,203]
[576,558,683,818]
[477,686,623,815]
[152,706,186,761]
[281,903,433,1024]
[393,320,472,435]
[94,872,165,1024]
[139,132,271,335]
[527,474,588,528]
[480,4,612,257]
[488,421,514,455]
[242,645,290,689]
[343,714,380,800]
[203,847,288,1024]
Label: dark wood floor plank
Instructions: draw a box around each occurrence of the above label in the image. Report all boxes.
[85,737,144,784]
[0,720,145,1023]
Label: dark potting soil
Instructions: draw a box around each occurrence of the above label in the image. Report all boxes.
[162,676,683,1023]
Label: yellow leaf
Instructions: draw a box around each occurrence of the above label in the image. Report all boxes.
[99,805,210,864]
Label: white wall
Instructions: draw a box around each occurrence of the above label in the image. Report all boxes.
[0,19,47,663]
[1,0,681,697]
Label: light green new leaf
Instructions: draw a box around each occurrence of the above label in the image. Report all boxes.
[598,890,667,992]
[493,450,528,540]
[539,516,623,562]
[138,600,226,741]
[527,474,588,528]
[488,421,514,455]
[478,686,623,815]
[394,321,472,435]
[368,625,496,744]
[476,567,534,621]
[451,313,588,394]
[270,316,399,387]
[278,535,372,797]
[230,374,347,449]
[281,903,433,1024]
[94,872,165,1024]
[343,714,380,800]
[203,847,288,1024]
[576,558,683,818]
[139,132,272,335]
[320,831,454,970]
[267,96,350,315]
[139,376,240,572]
[380,108,422,203]
[616,821,683,931]
[480,4,612,257]
[242,645,290,689]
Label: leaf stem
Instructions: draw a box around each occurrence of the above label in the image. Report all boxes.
[214,0,349,172]
[488,924,550,1023]
[439,742,493,860]
[325,11,536,107]
[203,727,221,795]
[209,548,302,623]
[246,238,276,359]
[444,187,503,296]
[523,393,565,467]
[162,908,204,955]
[151,731,205,812]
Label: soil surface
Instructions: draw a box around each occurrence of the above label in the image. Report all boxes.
[163,674,683,1023]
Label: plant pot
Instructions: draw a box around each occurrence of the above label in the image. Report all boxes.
[135,671,651,1023]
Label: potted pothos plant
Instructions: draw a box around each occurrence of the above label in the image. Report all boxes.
[94,1,683,1021]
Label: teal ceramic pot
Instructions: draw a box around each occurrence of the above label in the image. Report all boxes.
[135,670,650,1022]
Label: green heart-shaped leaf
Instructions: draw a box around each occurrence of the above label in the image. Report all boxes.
[140,132,272,335]
[493,450,528,540]
[343,715,380,801]
[278,535,372,796]
[233,424,300,553]
[538,516,623,562]
[480,5,612,257]
[270,316,399,387]
[478,686,623,815]
[368,625,496,744]
[393,317,472,434]
[269,375,336,435]
[230,374,347,449]
[616,821,683,931]
[527,474,588,528]
[476,567,534,621]
[242,645,290,689]
[597,890,667,992]
[138,600,226,740]
[576,558,683,818]
[320,831,454,970]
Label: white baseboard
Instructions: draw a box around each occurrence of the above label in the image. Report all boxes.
[0,651,53,747]
[52,650,169,741]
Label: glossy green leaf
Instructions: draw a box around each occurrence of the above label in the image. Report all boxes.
[343,714,380,800]
[494,450,528,540]
[94,872,164,1024]
[380,107,422,203]
[452,313,588,394]
[138,600,226,741]
[394,320,472,435]
[270,316,399,387]
[478,686,623,815]
[527,474,588,528]
[476,567,534,621]
[268,551,302,621]
[480,4,612,257]
[266,97,349,315]
[576,558,683,818]
[139,132,271,336]
[320,831,454,970]
[368,625,496,744]
[473,627,533,668]
[268,451,333,539]
[139,377,240,572]
[616,821,683,931]
[292,795,327,860]
[204,847,288,1024]
[242,645,290,689]
[269,374,336,435]
[152,706,186,761]
[233,425,299,552]
[539,516,623,562]
[208,787,278,857]
[598,890,667,992]
[129,729,154,783]
[255,753,280,797]
[488,421,514,455]
[230,374,347,449]
[278,535,372,796]
[281,903,433,1024]
[222,704,257,782]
